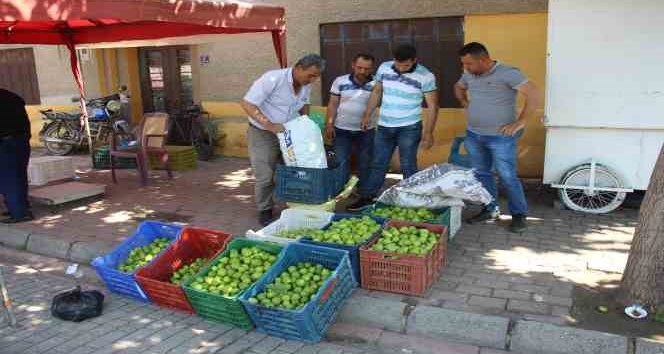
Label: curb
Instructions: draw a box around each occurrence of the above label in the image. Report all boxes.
[3,226,664,354]
[0,224,114,265]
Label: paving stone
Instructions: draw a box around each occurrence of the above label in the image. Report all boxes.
[532,294,573,307]
[511,320,628,354]
[326,323,382,344]
[276,340,306,353]
[507,300,551,315]
[474,279,510,289]
[68,241,115,263]
[337,296,406,333]
[378,330,479,354]
[26,233,71,259]
[467,296,507,310]
[0,226,30,249]
[247,336,287,354]
[636,337,664,354]
[408,305,509,349]
[511,284,551,294]
[429,290,468,303]
[492,289,532,300]
[456,285,492,296]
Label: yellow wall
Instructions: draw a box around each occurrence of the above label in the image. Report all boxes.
[200,12,548,177]
[463,12,548,177]
[26,105,78,147]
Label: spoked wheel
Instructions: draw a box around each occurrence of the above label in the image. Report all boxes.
[43,124,75,156]
[558,164,627,214]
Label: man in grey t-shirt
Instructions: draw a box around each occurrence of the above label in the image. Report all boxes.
[454,42,539,233]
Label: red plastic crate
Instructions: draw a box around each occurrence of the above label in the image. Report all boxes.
[135,227,233,313]
[359,221,448,296]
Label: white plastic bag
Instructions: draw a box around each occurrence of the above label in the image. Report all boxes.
[377,163,492,208]
[278,115,327,168]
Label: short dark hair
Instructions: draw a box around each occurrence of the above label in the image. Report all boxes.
[393,44,417,62]
[458,42,490,58]
[353,53,375,63]
[295,54,326,71]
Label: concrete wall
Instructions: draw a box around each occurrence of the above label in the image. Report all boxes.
[194,0,548,105]
[200,11,549,178]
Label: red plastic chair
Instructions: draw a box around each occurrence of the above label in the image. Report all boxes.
[110,112,173,185]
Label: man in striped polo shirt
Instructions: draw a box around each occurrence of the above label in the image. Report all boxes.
[348,44,439,211]
[325,53,377,198]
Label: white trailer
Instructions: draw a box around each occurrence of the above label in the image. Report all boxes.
[543,0,664,213]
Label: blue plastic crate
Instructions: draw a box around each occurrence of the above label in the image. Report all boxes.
[240,243,357,343]
[299,214,385,284]
[275,164,346,204]
[90,221,182,302]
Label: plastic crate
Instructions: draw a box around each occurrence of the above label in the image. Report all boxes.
[135,227,233,313]
[299,214,386,284]
[149,145,198,171]
[286,175,359,212]
[90,221,182,302]
[93,145,137,170]
[359,221,448,296]
[240,243,357,343]
[360,203,463,240]
[275,164,347,204]
[182,239,283,329]
[246,209,333,245]
[361,203,450,227]
[27,156,74,186]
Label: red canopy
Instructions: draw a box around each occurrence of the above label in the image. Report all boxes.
[0,0,287,65]
[0,0,287,155]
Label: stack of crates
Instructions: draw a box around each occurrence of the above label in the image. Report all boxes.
[149,145,198,171]
[93,145,137,170]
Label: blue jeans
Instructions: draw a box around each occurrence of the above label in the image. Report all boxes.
[333,128,374,196]
[0,136,31,218]
[464,130,528,215]
[363,121,422,198]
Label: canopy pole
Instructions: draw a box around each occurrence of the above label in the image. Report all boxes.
[65,41,95,162]
[271,30,287,68]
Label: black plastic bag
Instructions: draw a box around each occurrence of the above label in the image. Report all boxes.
[51,286,104,322]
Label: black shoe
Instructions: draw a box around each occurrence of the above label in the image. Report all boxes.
[1,213,34,224]
[259,209,274,227]
[509,215,528,233]
[347,198,374,212]
[466,207,500,224]
[1,211,9,217]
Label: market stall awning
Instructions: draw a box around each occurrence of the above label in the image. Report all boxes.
[0,0,287,158]
[0,0,287,66]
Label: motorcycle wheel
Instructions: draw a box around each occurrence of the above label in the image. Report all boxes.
[43,124,75,156]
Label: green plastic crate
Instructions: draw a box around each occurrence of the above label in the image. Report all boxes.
[149,145,197,171]
[361,203,451,228]
[93,145,137,169]
[182,238,283,329]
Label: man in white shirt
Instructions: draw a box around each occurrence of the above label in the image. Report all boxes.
[240,54,324,225]
[325,53,377,198]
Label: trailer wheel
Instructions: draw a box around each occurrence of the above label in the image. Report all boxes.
[558,163,627,214]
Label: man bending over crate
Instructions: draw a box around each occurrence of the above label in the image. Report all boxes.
[241,54,324,226]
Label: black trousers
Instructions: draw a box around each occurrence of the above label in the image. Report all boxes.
[0,135,31,218]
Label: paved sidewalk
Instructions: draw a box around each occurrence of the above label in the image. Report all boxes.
[0,256,505,354]
[0,150,641,326]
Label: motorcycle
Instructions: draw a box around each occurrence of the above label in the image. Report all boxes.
[39,95,125,156]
